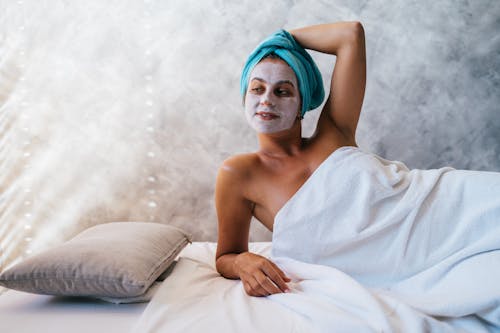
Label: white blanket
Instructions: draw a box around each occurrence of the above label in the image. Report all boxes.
[132,243,311,333]
[134,147,500,332]
[133,243,498,333]
[271,146,500,331]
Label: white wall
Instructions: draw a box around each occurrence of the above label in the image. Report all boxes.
[0,0,499,270]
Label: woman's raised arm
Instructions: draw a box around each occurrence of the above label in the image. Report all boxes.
[290,22,366,141]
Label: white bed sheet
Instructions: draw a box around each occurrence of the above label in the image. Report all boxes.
[0,289,147,332]
[0,242,280,333]
[133,241,310,333]
[134,242,499,333]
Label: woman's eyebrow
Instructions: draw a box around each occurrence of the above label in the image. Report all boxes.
[250,77,295,87]
[250,77,266,83]
[276,80,295,87]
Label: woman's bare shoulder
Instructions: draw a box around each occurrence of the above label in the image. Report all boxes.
[215,153,259,242]
[218,152,261,180]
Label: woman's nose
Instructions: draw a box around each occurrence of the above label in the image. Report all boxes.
[260,92,275,106]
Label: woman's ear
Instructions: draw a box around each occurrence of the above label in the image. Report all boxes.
[297,103,303,120]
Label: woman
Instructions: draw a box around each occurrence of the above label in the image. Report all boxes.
[215,22,500,329]
[215,22,367,297]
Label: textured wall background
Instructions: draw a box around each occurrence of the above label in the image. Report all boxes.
[0,0,499,270]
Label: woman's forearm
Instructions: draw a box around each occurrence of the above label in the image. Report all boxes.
[289,21,364,55]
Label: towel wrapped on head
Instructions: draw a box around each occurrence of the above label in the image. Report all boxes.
[240,29,325,118]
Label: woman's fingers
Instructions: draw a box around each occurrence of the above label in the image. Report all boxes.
[245,275,274,296]
[268,260,292,282]
[244,266,289,296]
[256,270,283,295]
[242,280,261,297]
[237,252,291,296]
[261,263,290,293]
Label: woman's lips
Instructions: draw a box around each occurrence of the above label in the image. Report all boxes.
[256,111,279,120]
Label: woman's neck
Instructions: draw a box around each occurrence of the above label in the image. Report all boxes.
[256,122,303,158]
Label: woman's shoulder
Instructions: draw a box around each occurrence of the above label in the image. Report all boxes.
[215,153,262,202]
[218,152,260,180]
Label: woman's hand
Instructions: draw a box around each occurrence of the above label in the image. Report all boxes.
[234,252,291,297]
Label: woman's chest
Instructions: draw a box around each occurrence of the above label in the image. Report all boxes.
[247,162,315,230]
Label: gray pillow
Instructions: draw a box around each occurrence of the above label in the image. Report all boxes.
[0,222,191,299]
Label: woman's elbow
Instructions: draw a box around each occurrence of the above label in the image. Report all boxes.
[349,21,365,42]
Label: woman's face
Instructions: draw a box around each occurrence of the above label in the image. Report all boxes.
[244,58,301,134]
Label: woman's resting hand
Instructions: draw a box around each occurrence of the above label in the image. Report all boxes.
[234,252,291,297]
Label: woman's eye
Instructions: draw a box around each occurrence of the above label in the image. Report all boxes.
[251,87,263,93]
[276,89,290,96]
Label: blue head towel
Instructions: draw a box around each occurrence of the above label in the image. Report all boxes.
[240,29,325,117]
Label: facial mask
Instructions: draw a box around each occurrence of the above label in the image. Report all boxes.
[244,60,300,134]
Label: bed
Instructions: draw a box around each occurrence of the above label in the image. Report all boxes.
[0,290,147,332]
[1,240,499,333]
[132,242,312,333]
[0,242,292,333]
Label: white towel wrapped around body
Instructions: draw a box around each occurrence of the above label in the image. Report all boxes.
[271,146,500,330]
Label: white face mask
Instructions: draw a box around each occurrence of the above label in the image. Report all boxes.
[244,59,301,134]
